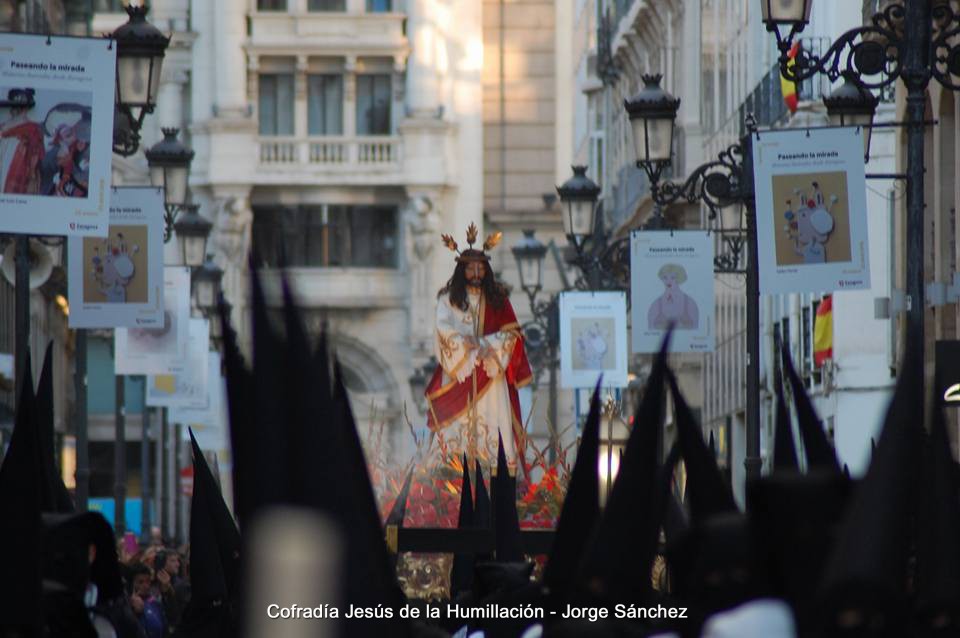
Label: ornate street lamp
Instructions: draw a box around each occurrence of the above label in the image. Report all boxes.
[511,230,548,299]
[823,73,879,162]
[624,74,681,168]
[598,396,629,507]
[146,128,194,240]
[556,166,601,252]
[111,3,170,157]
[192,255,223,314]
[759,0,813,29]
[173,204,212,268]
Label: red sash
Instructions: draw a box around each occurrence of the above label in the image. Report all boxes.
[425,295,533,463]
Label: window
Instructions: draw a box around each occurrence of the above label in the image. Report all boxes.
[258,74,294,136]
[356,75,392,135]
[257,0,287,10]
[307,75,344,136]
[253,205,399,268]
[308,0,346,11]
[367,0,392,11]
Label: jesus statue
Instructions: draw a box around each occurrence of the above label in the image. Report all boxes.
[424,223,533,478]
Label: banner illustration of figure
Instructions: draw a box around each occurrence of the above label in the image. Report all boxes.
[40,103,91,198]
[425,223,532,477]
[576,321,610,370]
[783,181,837,263]
[0,88,43,194]
[648,263,700,330]
[91,231,140,303]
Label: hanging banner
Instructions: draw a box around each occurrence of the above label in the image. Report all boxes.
[115,266,191,375]
[67,187,164,328]
[631,230,715,353]
[171,351,226,451]
[145,318,210,408]
[752,127,871,294]
[0,33,116,236]
[559,291,629,389]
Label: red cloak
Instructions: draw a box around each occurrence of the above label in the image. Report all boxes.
[1,120,43,194]
[425,294,533,471]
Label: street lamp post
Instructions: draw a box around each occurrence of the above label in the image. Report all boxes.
[173,205,213,269]
[111,3,171,157]
[145,128,195,241]
[623,73,762,480]
[762,0,960,435]
[511,230,561,460]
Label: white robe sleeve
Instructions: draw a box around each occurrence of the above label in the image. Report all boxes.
[435,297,478,383]
[479,326,521,379]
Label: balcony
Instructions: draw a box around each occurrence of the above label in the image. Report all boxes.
[255,135,403,184]
[247,4,407,57]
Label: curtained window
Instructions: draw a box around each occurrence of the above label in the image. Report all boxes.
[258,74,294,136]
[307,75,344,135]
[356,74,391,135]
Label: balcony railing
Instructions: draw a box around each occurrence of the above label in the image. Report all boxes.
[258,135,401,167]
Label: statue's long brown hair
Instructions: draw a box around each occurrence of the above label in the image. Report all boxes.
[437,261,510,312]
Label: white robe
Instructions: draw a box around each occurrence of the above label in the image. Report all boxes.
[431,289,523,474]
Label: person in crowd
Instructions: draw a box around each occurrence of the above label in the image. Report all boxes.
[154,550,187,631]
[129,563,166,638]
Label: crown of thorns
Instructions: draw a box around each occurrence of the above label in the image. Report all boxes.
[441,223,502,263]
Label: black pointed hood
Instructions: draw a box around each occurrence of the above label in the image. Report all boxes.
[781,341,840,473]
[660,442,688,548]
[475,459,491,530]
[747,470,851,635]
[450,454,476,597]
[0,351,42,633]
[817,332,923,633]
[708,430,717,457]
[36,343,73,513]
[493,433,523,562]
[331,362,407,612]
[542,380,602,601]
[772,346,799,474]
[248,267,291,512]
[385,465,415,574]
[218,293,254,528]
[176,430,241,637]
[668,369,737,521]
[914,401,960,627]
[575,330,671,604]
[281,276,338,514]
[41,510,124,602]
[386,464,415,527]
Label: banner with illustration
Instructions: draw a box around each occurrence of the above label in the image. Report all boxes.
[145,318,210,408]
[559,291,629,389]
[752,127,871,294]
[67,187,163,328]
[631,230,715,353]
[0,33,116,236]
[114,267,191,375]
[171,351,226,452]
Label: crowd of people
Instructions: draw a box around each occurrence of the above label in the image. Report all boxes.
[115,529,191,638]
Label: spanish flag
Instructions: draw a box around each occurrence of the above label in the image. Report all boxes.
[814,295,833,367]
[781,41,800,114]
